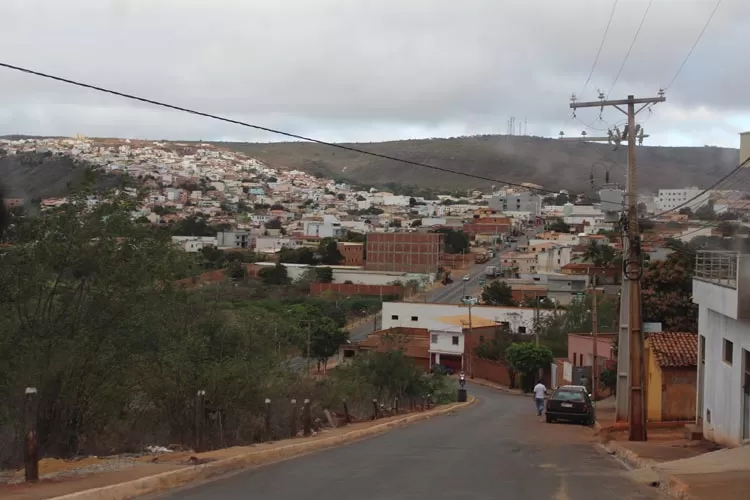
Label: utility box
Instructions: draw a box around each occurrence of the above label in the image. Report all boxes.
[457,388,467,403]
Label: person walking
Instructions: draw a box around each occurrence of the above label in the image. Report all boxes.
[533,380,547,420]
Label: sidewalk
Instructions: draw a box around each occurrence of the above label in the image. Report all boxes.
[601,429,749,500]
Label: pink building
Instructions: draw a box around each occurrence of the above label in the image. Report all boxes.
[567,333,617,368]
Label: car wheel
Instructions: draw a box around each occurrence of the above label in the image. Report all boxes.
[545,414,553,423]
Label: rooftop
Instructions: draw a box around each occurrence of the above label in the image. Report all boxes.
[648,332,698,368]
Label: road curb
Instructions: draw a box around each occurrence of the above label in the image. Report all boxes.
[601,442,655,470]
[469,378,528,396]
[49,397,476,500]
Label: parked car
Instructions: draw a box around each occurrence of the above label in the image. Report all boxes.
[462,275,471,281]
[431,364,455,376]
[545,386,595,425]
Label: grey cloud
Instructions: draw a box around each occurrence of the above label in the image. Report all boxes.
[0,0,748,148]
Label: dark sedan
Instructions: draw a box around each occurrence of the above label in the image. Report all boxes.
[545,386,595,425]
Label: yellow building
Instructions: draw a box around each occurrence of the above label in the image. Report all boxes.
[645,332,698,423]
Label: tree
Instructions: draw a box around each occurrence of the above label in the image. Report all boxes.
[637,202,648,215]
[411,219,422,227]
[481,281,517,306]
[694,203,716,221]
[265,218,283,230]
[435,229,470,254]
[258,263,291,285]
[505,342,553,392]
[547,218,570,233]
[170,215,218,236]
[279,246,316,265]
[409,197,417,207]
[336,193,346,201]
[389,220,402,228]
[581,240,618,268]
[641,249,697,332]
[315,266,334,283]
[318,238,344,265]
[678,207,693,216]
[227,260,247,281]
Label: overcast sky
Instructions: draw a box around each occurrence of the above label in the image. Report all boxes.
[0,0,747,148]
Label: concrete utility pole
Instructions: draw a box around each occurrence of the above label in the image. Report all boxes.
[570,91,666,442]
[591,274,599,401]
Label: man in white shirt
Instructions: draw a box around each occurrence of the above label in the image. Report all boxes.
[533,380,547,417]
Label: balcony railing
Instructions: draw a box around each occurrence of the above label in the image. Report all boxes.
[694,251,738,289]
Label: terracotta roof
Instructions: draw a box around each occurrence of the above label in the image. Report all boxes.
[649,332,698,368]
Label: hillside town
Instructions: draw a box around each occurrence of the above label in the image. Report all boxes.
[3,132,750,499]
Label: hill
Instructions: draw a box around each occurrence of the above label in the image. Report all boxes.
[214,135,739,194]
[0,151,121,200]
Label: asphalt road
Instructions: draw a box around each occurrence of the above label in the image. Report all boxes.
[158,385,665,500]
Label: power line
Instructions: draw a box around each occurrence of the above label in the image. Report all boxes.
[607,0,654,98]
[0,61,585,200]
[665,0,724,90]
[561,0,619,133]
[651,157,750,218]
[580,0,620,100]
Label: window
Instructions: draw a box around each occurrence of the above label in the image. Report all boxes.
[452,336,459,346]
[431,334,438,344]
[573,352,577,366]
[391,315,398,320]
[723,338,734,365]
[479,335,485,343]
[411,316,418,322]
[518,326,527,334]
[500,321,510,330]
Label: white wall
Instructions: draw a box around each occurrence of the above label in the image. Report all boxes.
[698,306,750,446]
[382,302,551,334]
[429,330,464,355]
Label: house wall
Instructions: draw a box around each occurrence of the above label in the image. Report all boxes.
[567,334,616,367]
[662,368,697,422]
[310,283,404,298]
[429,330,464,356]
[697,305,750,446]
[472,358,511,386]
[382,302,551,334]
[365,232,444,273]
[646,344,663,422]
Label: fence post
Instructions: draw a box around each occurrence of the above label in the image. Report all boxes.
[342,400,351,424]
[303,399,312,436]
[24,387,39,482]
[195,390,206,452]
[371,398,379,420]
[394,397,399,414]
[264,398,272,440]
[289,399,298,438]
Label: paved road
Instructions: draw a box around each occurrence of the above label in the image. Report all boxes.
[159,385,665,500]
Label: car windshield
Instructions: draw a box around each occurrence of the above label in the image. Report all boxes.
[553,390,585,402]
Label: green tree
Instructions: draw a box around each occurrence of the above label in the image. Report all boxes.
[315,266,334,283]
[170,214,219,236]
[435,229,470,254]
[547,218,570,233]
[641,248,697,332]
[318,238,344,265]
[481,281,517,306]
[227,259,247,281]
[265,217,283,230]
[694,203,716,221]
[279,246,316,265]
[505,342,553,392]
[258,263,291,285]
[411,219,422,227]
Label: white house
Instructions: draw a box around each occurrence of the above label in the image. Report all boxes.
[693,250,750,446]
[381,302,552,335]
[302,214,346,239]
[171,236,217,253]
[656,187,710,213]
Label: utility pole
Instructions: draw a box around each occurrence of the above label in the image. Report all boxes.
[591,274,599,402]
[570,91,665,442]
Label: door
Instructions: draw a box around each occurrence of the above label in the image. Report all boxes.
[743,349,750,441]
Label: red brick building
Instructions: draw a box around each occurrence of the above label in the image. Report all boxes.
[365,232,444,273]
[337,242,364,266]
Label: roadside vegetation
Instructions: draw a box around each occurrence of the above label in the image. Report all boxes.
[0,188,454,469]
